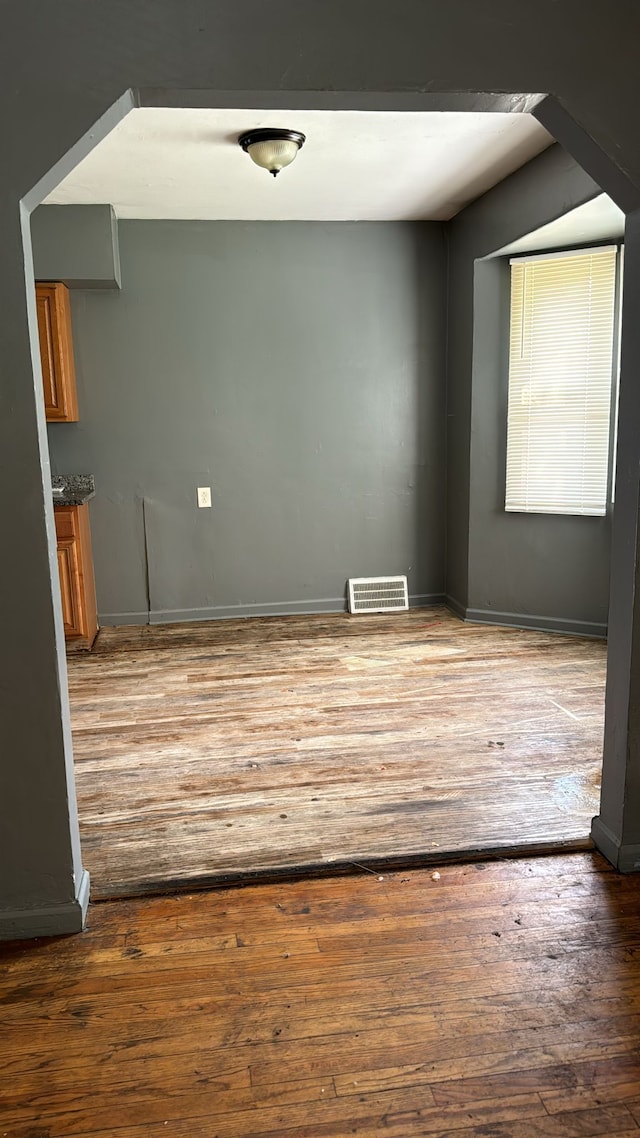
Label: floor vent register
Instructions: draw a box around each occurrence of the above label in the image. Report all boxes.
[347,575,409,614]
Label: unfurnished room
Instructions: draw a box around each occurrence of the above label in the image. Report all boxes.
[3,5,640,1136]
[28,106,619,897]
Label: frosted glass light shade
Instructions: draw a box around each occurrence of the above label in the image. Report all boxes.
[247,138,299,174]
[238,129,306,178]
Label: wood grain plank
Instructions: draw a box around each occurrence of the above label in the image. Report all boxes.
[65,608,605,896]
[2,1093,549,1138]
[3,856,640,1136]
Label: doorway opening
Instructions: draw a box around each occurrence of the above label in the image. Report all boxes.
[28,91,623,899]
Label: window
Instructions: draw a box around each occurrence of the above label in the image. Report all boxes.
[505,245,619,516]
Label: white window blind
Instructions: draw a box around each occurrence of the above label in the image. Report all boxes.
[505,246,618,516]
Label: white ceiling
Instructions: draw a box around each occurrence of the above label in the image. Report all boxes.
[496,194,625,256]
[44,107,553,222]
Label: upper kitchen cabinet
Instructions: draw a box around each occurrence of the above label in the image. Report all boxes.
[36,281,79,422]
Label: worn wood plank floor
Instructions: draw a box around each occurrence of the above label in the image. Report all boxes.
[66,608,607,899]
[2,853,640,1136]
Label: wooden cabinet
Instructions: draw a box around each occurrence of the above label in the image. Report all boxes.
[36,282,79,422]
[54,505,98,649]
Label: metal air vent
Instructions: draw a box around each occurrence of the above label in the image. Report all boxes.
[347,575,409,614]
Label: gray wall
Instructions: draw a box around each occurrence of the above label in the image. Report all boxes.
[47,221,447,623]
[4,0,640,934]
[447,144,609,633]
[31,205,121,289]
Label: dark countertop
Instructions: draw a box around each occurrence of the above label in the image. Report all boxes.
[52,474,95,506]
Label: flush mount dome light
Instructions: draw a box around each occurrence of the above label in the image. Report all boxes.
[238,128,306,177]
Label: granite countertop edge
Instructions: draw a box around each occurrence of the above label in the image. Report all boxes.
[52,474,96,507]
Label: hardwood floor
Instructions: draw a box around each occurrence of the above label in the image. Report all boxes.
[2,853,640,1136]
[66,608,607,899]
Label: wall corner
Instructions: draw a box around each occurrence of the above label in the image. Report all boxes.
[0,870,90,941]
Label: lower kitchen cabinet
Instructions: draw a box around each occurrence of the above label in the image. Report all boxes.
[54,504,98,649]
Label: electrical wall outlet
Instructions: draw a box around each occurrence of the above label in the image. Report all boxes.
[197,486,212,508]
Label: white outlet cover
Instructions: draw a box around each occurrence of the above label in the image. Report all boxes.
[197,486,212,508]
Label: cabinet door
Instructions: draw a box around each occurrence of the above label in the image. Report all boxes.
[54,505,99,649]
[36,283,79,422]
[57,538,83,637]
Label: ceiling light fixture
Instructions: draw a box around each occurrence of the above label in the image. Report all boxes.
[238,128,306,178]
